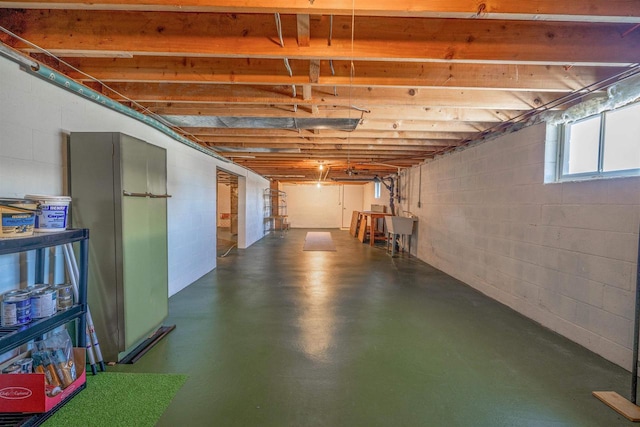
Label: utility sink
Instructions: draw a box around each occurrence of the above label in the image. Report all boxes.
[384,216,415,235]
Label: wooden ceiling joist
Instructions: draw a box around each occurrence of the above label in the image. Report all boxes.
[101,83,569,110]
[58,57,626,93]
[145,104,525,122]
[2,11,639,65]
[196,137,463,147]
[182,128,472,140]
[2,0,639,23]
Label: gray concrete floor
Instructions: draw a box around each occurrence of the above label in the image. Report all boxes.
[114,229,632,426]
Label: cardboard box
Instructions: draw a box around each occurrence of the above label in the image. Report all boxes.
[0,348,86,413]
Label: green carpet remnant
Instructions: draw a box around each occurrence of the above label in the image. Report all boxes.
[44,372,188,427]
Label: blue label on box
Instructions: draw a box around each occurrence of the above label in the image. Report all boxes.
[2,213,35,235]
[2,213,33,226]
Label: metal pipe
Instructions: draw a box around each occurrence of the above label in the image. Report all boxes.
[328,15,333,46]
[3,56,230,163]
[329,60,337,96]
[632,222,640,403]
[275,13,285,48]
[78,238,88,349]
[283,58,293,77]
[417,163,423,208]
[35,248,46,284]
[0,43,38,70]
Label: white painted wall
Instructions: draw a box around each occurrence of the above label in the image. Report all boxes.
[363,181,391,213]
[284,184,342,228]
[400,123,640,370]
[239,172,268,249]
[0,57,268,297]
[217,183,231,227]
[340,184,365,228]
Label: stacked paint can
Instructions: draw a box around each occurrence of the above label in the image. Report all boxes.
[53,284,74,311]
[0,284,73,327]
[28,284,57,319]
[1,290,31,326]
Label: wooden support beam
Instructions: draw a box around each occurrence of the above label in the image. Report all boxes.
[2,11,638,65]
[309,59,320,83]
[2,1,639,23]
[209,151,432,160]
[103,82,568,110]
[302,85,312,100]
[145,103,525,122]
[172,119,491,133]
[296,14,310,47]
[196,136,462,147]
[179,128,495,140]
[60,58,625,92]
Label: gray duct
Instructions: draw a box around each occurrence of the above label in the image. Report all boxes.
[162,115,360,131]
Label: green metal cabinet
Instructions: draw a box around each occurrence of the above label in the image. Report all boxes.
[69,132,169,362]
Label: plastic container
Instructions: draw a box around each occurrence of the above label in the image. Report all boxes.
[0,198,38,238]
[0,348,86,413]
[25,195,72,233]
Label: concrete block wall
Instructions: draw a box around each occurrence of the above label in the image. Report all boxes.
[403,123,640,370]
[0,56,268,297]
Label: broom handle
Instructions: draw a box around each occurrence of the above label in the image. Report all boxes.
[64,243,107,372]
[66,244,106,371]
[85,329,98,375]
[62,244,98,375]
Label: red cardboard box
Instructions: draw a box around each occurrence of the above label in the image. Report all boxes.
[0,348,86,413]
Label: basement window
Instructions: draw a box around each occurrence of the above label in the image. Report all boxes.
[558,101,640,181]
[374,181,381,199]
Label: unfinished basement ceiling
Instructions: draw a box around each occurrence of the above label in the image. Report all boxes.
[1,2,639,182]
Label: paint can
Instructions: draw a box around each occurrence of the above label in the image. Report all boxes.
[53,284,74,311]
[26,284,49,294]
[1,365,21,374]
[1,289,31,326]
[0,198,38,238]
[30,287,57,319]
[25,195,72,233]
[14,358,33,374]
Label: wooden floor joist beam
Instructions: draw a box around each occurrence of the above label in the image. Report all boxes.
[102,82,569,110]
[2,1,639,23]
[59,57,626,92]
[2,11,638,65]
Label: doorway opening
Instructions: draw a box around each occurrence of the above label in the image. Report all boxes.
[217,169,239,257]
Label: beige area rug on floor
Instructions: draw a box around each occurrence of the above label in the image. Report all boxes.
[303,231,336,251]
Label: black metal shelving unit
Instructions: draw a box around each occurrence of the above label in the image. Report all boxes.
[0,229,89,427]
